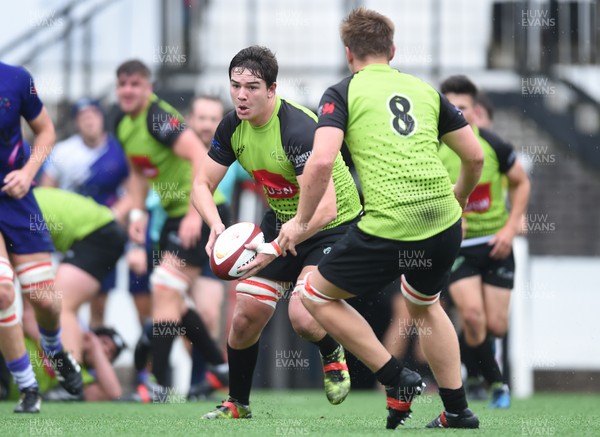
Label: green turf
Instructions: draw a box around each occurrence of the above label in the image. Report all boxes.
[2,390,599,436]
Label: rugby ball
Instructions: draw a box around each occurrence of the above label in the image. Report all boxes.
[210,222,264,280]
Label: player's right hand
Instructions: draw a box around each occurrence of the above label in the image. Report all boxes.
[128,214,148,245]
[2,169,34,199]
[205,222,226,256]
[453,184,469,210]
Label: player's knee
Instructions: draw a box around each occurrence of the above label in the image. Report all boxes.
[0,297,18,327]
[230,310,256,338]
[289,305,314,337]
[487,318,508,337]
[0,259,15,309]
[463,307,485,330]
[0,258,18,325]
[0,282,15,311]
[290,315,319,339]
[150,265,191,296]
[289,281,318,337]
[32,295,59,314]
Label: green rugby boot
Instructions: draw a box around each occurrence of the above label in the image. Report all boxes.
[202,398,252,419]
[321,345,351,405]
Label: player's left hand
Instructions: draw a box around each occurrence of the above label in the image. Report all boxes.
[237,239,282,280]
[127,246,148,275]
[2,169,34,199]
[179,211,202,250]
[488,226,515,259]
[277,217,306,256]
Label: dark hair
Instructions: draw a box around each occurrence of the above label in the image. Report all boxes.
[440,75,478,98]
[340,7,395,60]
[228,46,278,88]
[93,327,127,361]
[475,92,494,120]
[116,59,151,79]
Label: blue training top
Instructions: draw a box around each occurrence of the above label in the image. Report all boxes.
[0,62,43,192]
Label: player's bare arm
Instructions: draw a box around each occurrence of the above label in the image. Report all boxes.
[109,194,133,226]
[276,175,337,257]
[441,125,485,208]
[39,171,58,188]
[2,107,55,199]
[191,154,228,255]
[489,159,530,259]
[126,162,149,244]
[294,126,344,232]
[172,129,207,249]
[82,332,122,400]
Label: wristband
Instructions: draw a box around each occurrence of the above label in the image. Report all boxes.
[129,208,146,223]
[127,242,146,251]
[256,240,282,257]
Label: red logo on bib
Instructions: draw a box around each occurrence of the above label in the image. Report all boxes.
[252,169,298,199]
[465,182,491,213]
[130,155,159,178]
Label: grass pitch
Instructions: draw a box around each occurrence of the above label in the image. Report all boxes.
[2,390,600,436]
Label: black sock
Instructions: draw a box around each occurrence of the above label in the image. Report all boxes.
[151,322,176,386]
[0,352,10,400]
[227,342,259,405]
[134,321,154,371]
[439,386,468,414]
[501,334,511,386]
[473,336,502,385]
[459,333,481,380]
[180,308,225,365]
[313,334,339,357]
[190,346,206,386]
[374,356,403,387]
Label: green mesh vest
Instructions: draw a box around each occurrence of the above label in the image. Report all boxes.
[438,126,511,238]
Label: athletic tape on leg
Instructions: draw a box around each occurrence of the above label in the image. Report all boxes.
[16,260,54,294]
[400,275,440,306]
[150,265,191,295]
[0,258,18,326]
[0,257,14,284]
[0,299,18,327]
[292,280,305,296]
[236,277,282,308]
[302,272,336,303]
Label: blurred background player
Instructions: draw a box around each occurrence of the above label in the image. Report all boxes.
[193,45,361,419]
[40,98,130,220]
[39,98,152,330]
[114,60,230,389]
[0,62,83,413]
[277,8,483,429]
[27,187,128,365]
[438,75,530,408]
[474,93,494,130]
[186,95,251,399]
[0,326,126,402]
